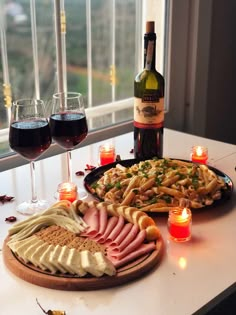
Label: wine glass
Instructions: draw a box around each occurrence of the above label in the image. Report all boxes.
[50,92,88,199]
[9,99,52,215]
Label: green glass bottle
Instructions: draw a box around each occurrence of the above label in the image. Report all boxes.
[134,21,165,160]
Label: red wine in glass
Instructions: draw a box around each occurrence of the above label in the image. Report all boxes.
[50,112,88,150]
[9,120,51,160]
[9,99,52,215]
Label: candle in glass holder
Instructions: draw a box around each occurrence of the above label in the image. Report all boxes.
[191,145,208,164]
[57,182,77,202]
[168,207,192,242]
[99,143,116,166]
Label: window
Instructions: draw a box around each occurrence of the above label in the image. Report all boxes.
[0,0,167,170]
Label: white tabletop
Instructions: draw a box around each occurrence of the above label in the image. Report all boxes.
[0,129,236,315]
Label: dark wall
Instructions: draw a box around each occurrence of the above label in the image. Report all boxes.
[206,0,236,144]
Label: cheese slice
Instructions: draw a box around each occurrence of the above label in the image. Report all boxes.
[80,250,103,277]
[8,235,37,252]
[93,252,116,276]
[9,236,40,263]
[49,245,67,274]
[30,243,50,270]
[39,244,57,273]
[57,246,75,275]
[66,248,86,277]
[22,240,45,263]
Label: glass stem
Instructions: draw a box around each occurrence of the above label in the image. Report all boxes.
[67,150,72,182]
[30,160,37,203]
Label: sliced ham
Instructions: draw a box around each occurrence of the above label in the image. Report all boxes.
[109,224,139,252]
[96,216,118,243]
[91,206,108,239]
[108,242,156,268]
[109,223,133,247]
[81,207,99,237]
[108,229,146,260]
[105,215,125,244]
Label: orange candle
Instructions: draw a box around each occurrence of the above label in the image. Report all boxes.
[57,182,77,202]
[168,207,192,242]
[99,143,116,166]
[191,145,208,164]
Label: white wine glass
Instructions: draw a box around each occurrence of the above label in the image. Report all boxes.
[9,99,52,215]
[50,92,88,199]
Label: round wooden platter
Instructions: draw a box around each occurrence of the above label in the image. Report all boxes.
[3,236,163,291]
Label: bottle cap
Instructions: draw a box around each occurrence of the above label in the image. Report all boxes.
[146,21,155,33]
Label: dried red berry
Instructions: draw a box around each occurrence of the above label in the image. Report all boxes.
[5,216,17,223]
[75,170,85,176]
[116,154,121,161]
[0,195,14,204]
[85,164,96,171]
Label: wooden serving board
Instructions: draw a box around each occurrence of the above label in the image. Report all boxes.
[3,237,163,291]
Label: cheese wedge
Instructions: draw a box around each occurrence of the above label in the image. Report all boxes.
[57,246,75,274]
[80,250,103,277]
[8,235,38,253]
[30,243,50,270]
[49,245,68,274]
[39,244,57,273]
[93,252,116,276]
[66,248,86,277]
[9,236,41,263]
[22,240,45,263]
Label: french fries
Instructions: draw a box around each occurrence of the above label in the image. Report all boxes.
[92,158,227,211]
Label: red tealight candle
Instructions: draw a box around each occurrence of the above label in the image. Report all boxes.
[57,182,77,202]
[191,145,208,164]
[99,143,116,166]
[168,207,192,242]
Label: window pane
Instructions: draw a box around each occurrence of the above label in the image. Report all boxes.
[0,0,167,161]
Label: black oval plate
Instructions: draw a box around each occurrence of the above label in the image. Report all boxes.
[84,159,233,210]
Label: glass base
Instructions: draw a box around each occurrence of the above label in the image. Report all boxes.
[16,199,50,215]
[169,235,191,242]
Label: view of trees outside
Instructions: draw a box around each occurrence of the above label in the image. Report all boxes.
[0,0,137,154]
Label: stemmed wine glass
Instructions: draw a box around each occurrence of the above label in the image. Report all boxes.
[50,92,88,198]
[9,99,52,215]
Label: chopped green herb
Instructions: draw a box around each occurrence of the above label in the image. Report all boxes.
[115,182,122,189]
[155,177,162,186]
[126,173,132,178]
[161,195,172,204]
[105,183,114,191]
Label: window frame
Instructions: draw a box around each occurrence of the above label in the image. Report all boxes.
[0,0,179,171]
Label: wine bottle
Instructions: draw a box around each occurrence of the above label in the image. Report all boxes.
[134,21,165,160]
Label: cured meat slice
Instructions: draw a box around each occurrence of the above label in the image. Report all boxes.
[110,224,139,252]
[109,223,133,247]
[97,206,108,235]
[82,207,99,237]
[105,215,125,244]
[108,242,156,268]
[108,229,146,260]
[96,216,118,243]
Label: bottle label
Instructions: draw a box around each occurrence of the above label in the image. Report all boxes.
[134,96,164,128]
[145,40,154,70]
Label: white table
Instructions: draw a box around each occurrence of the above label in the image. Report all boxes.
[0,129,236,315]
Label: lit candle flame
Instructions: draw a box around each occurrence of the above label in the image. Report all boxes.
[181,208,188,219]
[104,144,112,152]
[196,146,203,156]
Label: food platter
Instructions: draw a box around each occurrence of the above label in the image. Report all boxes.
[3,199,164,291]
[3,236,163,291]
[84,158,233,211]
